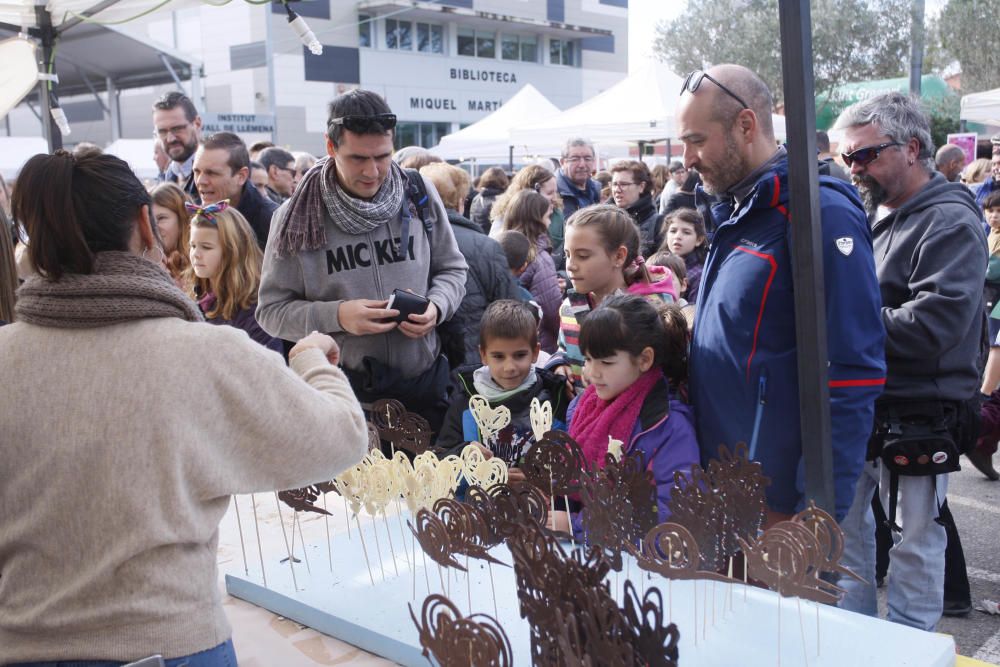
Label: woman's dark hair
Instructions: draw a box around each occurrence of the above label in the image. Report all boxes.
[658,207,708,265]
[579,294,688,385]
[0,207,17,322]
[610,160,653,197]
[478,167,509,192]
[681,170,701,193]
[11,150,151,280]
[983,190,1000,211]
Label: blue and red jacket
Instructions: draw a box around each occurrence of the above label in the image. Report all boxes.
[689,158,886,521]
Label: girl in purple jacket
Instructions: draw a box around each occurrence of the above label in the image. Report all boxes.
[501,189,562,353]
[548,294,699,534]
[185,201,282,353]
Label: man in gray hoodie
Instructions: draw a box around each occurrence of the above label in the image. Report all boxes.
[257,90,467,428]
[834,92,986,631]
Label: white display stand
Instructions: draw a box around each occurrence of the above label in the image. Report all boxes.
[221,494,956,667]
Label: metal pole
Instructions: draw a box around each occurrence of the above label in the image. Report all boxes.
[909,0,926,96]
[508,145,513,173]
[265,7,277,143]
[106,77,120,142]
[777,0,834,513]
[35,6,61,152]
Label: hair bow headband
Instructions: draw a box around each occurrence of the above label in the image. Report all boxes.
[185,199,230,222]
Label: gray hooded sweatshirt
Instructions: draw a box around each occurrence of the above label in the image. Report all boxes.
[873,172,987,400]
[256,174,468,378]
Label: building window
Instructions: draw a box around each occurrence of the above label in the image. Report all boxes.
[550,38,575,66]
[417,22,443,54]
[394,122,452,149]
[501,33,538,62]
[458,27,496,59]
[385,19,412,50]
[358,14,371,48]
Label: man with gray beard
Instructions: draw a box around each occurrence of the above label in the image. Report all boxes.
[834,92,986,630]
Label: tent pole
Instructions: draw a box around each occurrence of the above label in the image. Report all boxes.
[778,0,834,514]
[508,145,513,173]
[36,6,61,152]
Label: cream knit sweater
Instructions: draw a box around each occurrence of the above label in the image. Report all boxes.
[0,318,368,662]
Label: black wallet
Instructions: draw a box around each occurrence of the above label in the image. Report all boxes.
[387,289,430,323]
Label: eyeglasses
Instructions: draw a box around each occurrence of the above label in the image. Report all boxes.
[156,123,191,139]
[611,181,637,190]
[564,155,595,164]
[681,70,749,110]
[841,141,902,168]
[328,113,397,133]
[277,165,296,175]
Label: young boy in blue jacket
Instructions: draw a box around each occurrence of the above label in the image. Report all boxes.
[437,300,569,478]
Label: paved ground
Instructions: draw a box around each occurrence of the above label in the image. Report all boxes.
[877,461,1000,663]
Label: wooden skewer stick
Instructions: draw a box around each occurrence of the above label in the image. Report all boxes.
[294,512,311,574]
[797,596,809,667]
[250,494,267,587]
[370,511,388,580]
[488,561,499,619]
[322,493,333,573]
[693,580,698,648]
[232,495,249,576]
[344,496,352,540]
[383,511,400,576]
[816,601,821,658]
[395,498,412,569]
[354,514,376,586]
[466,554,472,616]
[274,492,299,591]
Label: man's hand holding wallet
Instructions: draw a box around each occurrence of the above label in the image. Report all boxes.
[390,288,439,339]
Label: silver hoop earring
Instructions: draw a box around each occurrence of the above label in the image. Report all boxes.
[142,245,166,264]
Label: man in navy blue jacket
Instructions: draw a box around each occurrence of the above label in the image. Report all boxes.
[677,64,886,525]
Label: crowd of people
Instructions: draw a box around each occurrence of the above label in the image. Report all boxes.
[1,63,998,665]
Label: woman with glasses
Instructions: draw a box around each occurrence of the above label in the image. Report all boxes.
[608,160,662,258]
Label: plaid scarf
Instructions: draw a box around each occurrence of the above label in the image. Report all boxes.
[275,156,406,256]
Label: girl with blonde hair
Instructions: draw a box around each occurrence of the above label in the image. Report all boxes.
[185,201,281,352]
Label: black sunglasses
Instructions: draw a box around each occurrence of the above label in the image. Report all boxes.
[681,70,750,110]
[328,113,397,133]
[841,141,902,168]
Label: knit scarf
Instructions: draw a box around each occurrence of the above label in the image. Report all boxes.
[15,251,203,328]
[472,365,538,402]
[570,368,663,469]
[275,155,406,256]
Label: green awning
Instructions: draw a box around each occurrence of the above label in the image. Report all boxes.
[816,75,953,130]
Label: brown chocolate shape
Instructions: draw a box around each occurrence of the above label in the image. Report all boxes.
[621,580,681,667]
[521,431,588,496]
[629,522,736,584]
[277,486,332,516]
[409,508,467,572]
[370,399,433,455]
[486,483,549,538]
[792,500,867,585]
[433,497,506,567]
[409,594,513,667]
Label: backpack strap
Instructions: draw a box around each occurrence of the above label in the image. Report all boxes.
[403,168,434,237]
[886,470,902,533]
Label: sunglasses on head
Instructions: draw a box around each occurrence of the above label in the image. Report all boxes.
[328,113,397,134]
[681,70,750,110]
[841,141,902,168]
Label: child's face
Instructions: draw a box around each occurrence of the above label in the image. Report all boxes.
[666,221,701,257]
[583,347,654,401]
[565,225,626,296]
[480,336,540,390]
[986,206,1000,232]
[152,204,180,254]
[189,226,223,281]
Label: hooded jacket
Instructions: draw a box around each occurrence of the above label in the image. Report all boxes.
[622,194,662,258]
[446,210,523,365]
[566,378,700,524]
[438,365,570,461]
[470,187,504,234]
[689,157,886,521]
[519,235,563,354]
[873,173,987,401]
[256,173,468,378]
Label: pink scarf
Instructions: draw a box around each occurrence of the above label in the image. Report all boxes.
[570,368,663,469]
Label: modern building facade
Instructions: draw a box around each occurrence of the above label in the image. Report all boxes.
[5,0,629,157]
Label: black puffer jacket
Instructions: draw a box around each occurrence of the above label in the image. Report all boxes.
[470,187,504,235]
[624,194,662,258]
[445,210,523,365]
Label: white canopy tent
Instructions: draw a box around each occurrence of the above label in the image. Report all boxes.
[0,0,201,150]
[511,61,787,149]
[105,137,157,180]
[961,87,1000,127]
[430,84,563,161]
[0,136,48,178]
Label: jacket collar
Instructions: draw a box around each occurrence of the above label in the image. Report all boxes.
[625,194,657,221]
[557,169,600,203]
[446,209,483,233]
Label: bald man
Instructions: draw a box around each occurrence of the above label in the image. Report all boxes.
[678,65,886,524]
[935,144,966,183]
